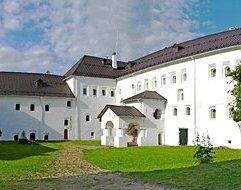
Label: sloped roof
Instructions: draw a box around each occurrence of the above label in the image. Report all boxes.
[65,55,128,79]
[122,91,167,103]
[65,28,241,79]
[98,105,145,118]
[0,72,74,98]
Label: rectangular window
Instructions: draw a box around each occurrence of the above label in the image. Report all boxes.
[181,68,187,82]
[30,104,35,111]
[93,89,97,96]
[137,81,141,91]
[102,89,106,96]
[152,77,157,88]
[228,106,233,118]
[45,105,49,112]
[15,104,20,111]
[173,107,177,116]
[131,84,135,89]
[111,90,115,97]
[64,119,68,126]
[67,100,71,107]
[86,114,91,122]
[83,88,87,95]
[90,132,95,139]
[144,79,148,89]
[161,75,166,86]
[208,63,216,79]
[222,62,230,78]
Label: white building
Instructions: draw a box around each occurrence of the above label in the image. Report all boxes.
[1,28,241,148]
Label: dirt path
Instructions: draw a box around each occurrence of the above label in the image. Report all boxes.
[32,143,168,190]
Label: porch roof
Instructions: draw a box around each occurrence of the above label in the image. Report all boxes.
[122,90,167,103]
[98,105,145,118]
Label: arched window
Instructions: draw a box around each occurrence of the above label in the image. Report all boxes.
[210,68,216,77]
[224,66,230,77]
[210,107,216,119]
[177,89,184,101]
[182,73,187,81]
[172,75,177,84]
[153,108,161,119]
[173,108,177,116]
[185,107,190,115]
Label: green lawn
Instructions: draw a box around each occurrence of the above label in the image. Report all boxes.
[72,140,101,146]
[0,141,62,180]
[83,146,241,190]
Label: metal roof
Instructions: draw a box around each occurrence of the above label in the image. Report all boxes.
[98,105,145,118]
[65,28,241,79]
[0,72,74,98]
[122,91,167,103]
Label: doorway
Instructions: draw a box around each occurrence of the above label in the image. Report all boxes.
[179,128,188,145]
[30,133,36,141]
[127,124,138,146]
[64,129,68,140]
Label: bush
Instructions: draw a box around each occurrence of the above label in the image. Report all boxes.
[19,138,28,144]
[193,133,215,164]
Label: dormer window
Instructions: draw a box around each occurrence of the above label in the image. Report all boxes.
[35,79,44,88]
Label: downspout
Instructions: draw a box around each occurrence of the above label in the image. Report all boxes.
[191,56,197,139]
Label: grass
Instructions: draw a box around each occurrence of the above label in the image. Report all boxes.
[0,141,62,180]
[83,146,241,190]
[72,140,101,146]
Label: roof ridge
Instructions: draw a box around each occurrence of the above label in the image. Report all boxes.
[0,71,63,77]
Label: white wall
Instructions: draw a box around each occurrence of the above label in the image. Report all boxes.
[0,96,75,140]
[67,76,116,140]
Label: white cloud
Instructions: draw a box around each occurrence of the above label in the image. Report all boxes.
[0,0,204,74]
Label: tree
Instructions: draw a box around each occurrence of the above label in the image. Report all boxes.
[228,64,241,122]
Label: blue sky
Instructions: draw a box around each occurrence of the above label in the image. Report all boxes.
[0,0,241,75]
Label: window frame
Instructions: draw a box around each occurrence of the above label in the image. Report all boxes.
[15,104,20,111]
[30,104,35,111]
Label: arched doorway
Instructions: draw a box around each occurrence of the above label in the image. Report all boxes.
[127,123,138,146]
[105,121,114,146]
[64,129,68,140]
[30,133,36,141]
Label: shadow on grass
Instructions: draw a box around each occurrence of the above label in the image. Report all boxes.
[130,159,241,190]
[0,141,58,160]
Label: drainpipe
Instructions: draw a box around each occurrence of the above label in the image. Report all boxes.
[191,56,197,140]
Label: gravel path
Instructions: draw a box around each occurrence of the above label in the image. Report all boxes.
[32,142,169,190]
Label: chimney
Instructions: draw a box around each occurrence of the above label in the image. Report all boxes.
[112,52,117,69]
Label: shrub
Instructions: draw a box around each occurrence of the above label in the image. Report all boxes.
[193,133,215,164]
[0,130,2,137]
[19,138,28,144]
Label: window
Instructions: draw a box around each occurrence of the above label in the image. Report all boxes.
[14,135,18,141]
[177,89,184,101]
[64,119,68,126]
[170,72,177,84]
[111,90,115,97]
[173,107,177,116]
[161,75,166,86]
[83,88,87,95]
[210,68,216,77]
[182,73,187,81]
[86,114,91,122]
[210,107,216,119]
[45,105,49,112]
[144,79,148,89]
[152,77,157,88]
[15,104,20,111]
[67,100,71,107]
[131,84,135,89]
[153,108,161,119]
[90,132,95,139]
[137,81,141,91]
[224,66,230,77]
[185,107,191,115]
[102,89,106,96]
[228,107,234,118]
[30,104,35,111]
[93,89,97,96]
